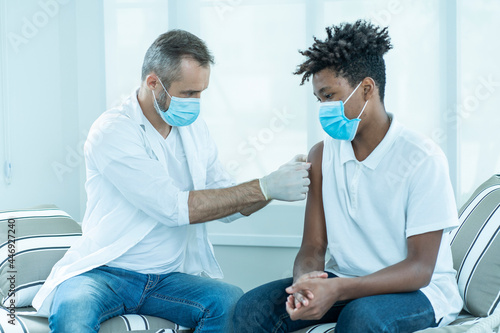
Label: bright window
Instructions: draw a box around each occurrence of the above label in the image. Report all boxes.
[459,0,500,205]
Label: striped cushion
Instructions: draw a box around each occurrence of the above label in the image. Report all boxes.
[292,323,337,333]
[100,314,193,332]
[413,313,482,332]
[0,205,81,308]
[292,313,483,333]
[450,174,500,317]
[0,307,194,332]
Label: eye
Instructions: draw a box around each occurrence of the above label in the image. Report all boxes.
[325,93,333,99]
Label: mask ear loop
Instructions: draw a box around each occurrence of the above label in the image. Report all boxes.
[155,76,173,99]
[357,100,369,119]
[345,81,368,119]
[152,90,158,106]
[152,89,166,115]
[344,81,363,104]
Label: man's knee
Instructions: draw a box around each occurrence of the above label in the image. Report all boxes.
[226,283,244,303]
[49,275,110,332]
[209,283,243,316]
[49,292,100,332]
[51,277,102,312]
[51,292,90,327]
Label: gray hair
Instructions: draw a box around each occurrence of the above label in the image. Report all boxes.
[141,30,215,88]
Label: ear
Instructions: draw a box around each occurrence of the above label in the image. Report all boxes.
[145,74,158,91]
[361,77,376,101]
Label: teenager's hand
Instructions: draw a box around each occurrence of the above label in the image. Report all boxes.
[286,275,341,321]
[288,271,328,310]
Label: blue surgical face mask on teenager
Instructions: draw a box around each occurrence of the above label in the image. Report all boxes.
[319,81,368,141]
[152,77,201,127]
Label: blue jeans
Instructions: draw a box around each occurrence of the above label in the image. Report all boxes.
[233,273,438,333]
[49,266,243,333]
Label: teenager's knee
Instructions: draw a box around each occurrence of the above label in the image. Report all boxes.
[233,285,287,333]
[335,299,392,333]
[234,291,267,331]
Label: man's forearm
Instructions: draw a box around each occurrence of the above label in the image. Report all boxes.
[240,200,270,216]
[188,179,265,224]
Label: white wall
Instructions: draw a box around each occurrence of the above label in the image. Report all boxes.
[214,245,299,292]
[0,0,106,220]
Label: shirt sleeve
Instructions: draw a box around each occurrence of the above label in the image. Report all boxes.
[405,153,459,237]
[85,116,190,227]
[202,122,243,223]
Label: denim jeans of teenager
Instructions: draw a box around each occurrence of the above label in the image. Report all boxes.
[233,273,438,333]
[49,265,243,333]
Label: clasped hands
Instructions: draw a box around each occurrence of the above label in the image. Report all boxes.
[285,271,340,321]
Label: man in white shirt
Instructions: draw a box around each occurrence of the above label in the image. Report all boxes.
[32,30,311,333]
[234,20,462,333]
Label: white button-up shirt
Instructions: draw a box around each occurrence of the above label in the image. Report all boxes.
[33,90,242,316]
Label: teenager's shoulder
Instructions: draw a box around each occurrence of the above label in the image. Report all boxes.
[393,121,446,160]
[308,141,324,162]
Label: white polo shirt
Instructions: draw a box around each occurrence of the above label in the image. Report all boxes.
[322,114,463,326]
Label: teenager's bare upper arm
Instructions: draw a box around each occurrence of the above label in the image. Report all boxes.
[301,141,328,251]
[405,229,443,283]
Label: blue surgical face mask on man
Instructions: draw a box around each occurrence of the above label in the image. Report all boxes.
[319,81,368,141]
[152,77,201,127]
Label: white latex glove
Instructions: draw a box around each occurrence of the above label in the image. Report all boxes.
[259,154,311,201]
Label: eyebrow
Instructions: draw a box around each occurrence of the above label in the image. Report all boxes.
[180,89,202,94]
[314,86,333,98]
[318,86,331,95]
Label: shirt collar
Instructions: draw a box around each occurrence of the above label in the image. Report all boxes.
[339,113,401,170]
[122,87,146,129]
[129,88,172,139]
